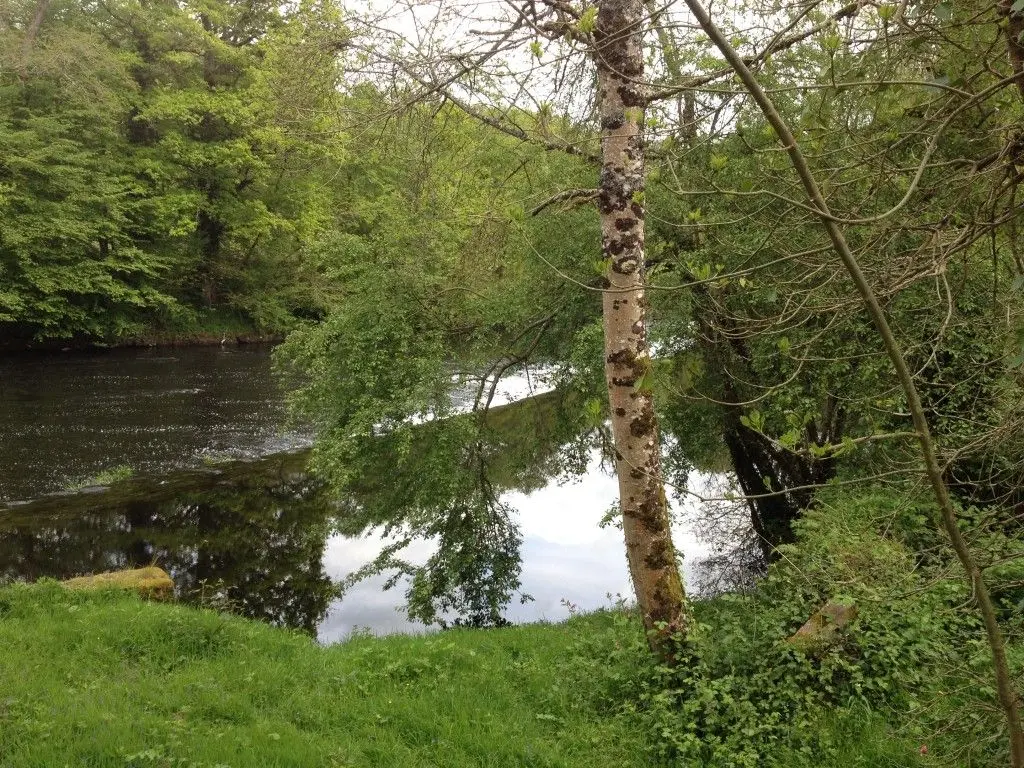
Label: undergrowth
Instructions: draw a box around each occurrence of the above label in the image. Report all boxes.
[559,488,1017,767]
[0,488,1018,766]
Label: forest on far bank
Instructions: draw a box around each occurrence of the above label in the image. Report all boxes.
[0,0,352,343]
[5,0,1024,764]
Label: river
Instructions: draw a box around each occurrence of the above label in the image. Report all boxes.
[0,344,716,642]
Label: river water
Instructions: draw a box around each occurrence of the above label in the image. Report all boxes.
[0,345,714,642]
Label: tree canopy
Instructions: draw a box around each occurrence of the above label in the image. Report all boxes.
[6,0,1024,760]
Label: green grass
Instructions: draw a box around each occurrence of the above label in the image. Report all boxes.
[63,464,135,492]
[0,583,649,768]
[0,583,943,767]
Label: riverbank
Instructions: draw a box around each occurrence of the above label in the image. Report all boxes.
[0,582,930,767]
[0,583,649,767]
[0,310,286,354]
[0,331,286,355]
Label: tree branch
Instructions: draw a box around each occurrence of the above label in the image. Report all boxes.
[646,0,863,104]
[531,187,599,215]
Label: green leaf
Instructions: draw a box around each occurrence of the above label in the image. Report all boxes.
[577,6,598,34]
[820,32,842,51]
[740,409,764,432]
[779,429,801,449]
[583,397,604,425]
[634,369,654,393]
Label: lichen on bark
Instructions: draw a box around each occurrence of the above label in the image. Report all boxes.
[593,0,689,656]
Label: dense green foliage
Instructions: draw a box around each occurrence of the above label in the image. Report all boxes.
[571,490,1009,766]
[0,0,346,342]
[275,102,602,626]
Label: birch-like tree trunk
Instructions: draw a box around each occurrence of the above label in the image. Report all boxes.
[593,0,689,652]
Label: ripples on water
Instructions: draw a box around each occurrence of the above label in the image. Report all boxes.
[0,345,716,640]
[0,345,311,501]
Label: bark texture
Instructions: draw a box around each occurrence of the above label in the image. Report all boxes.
[593,0,688,652]
[999,0,1024,100]
[18,0,49,76]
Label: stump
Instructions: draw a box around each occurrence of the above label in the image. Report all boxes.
[787,601,858,654]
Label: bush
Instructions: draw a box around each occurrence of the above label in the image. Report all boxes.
[562,488,1001,766]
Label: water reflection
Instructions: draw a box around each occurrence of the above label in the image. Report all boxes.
[330,389,595,628]
[0,399,715,639]
[0,347,720,639]
[0,453,338,634]
[320,452,712,641]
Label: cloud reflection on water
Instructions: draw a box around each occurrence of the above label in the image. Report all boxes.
[318,451,713,642]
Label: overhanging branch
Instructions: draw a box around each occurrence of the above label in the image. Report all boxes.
[646,0,863,104]
[531,187,599,215]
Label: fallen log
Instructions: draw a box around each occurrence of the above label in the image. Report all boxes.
[62,566,174,599]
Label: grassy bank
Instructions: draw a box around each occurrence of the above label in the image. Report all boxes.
[1,498,1008,767]
[8,577,974,768]
[0,583,649,768]
[0,582,939,767]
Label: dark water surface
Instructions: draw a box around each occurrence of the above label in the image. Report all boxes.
[0,345,711,642]
[0,452,336,633]
[0,345,307,502]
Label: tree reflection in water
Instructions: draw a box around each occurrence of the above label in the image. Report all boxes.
[0,452,338,634]
[0,390,597,633]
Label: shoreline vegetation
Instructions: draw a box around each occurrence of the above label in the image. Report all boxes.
[0,581,926,768]
[0,320,287,355]
[0,333,283,355]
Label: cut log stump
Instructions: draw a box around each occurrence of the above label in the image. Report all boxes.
[787,601,858,654]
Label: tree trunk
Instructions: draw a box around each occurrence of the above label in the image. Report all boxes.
[999,0,1024,100]
[18,0,49,77]
[594,0,689,654]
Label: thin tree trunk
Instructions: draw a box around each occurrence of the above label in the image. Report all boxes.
[644,0,696,145]
[999,0,1024,100]
[594,0,689,654]
[680,1,1024,762]
[18,0,49,77]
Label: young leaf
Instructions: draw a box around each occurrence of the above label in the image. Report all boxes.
[578,6,598,34]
